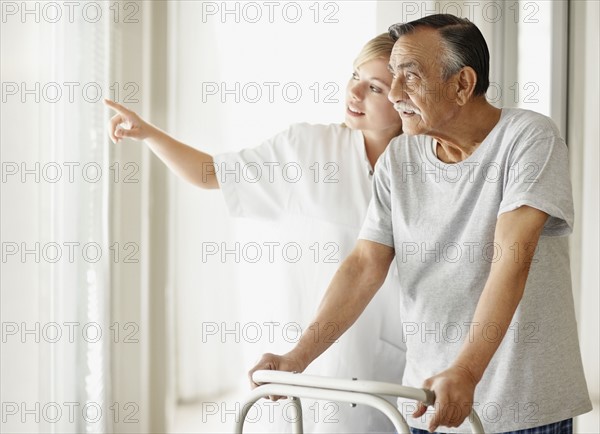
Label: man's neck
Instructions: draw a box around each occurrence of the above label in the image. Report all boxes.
[433,100,502,164]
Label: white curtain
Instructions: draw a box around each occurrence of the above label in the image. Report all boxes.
[1,5,111,433]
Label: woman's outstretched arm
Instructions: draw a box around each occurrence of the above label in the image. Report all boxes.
[104,98,218,189]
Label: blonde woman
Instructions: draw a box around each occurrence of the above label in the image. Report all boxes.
[105,33,405,433]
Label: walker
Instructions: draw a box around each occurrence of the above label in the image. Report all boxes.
[234,370,485,433]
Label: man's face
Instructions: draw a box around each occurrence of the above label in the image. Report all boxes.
[387,27,461,137]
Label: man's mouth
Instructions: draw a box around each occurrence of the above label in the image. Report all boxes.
[395,104,418,116]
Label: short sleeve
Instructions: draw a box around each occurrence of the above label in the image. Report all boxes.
[498,134,574,236]
[213,127,296,220]
[358,146,395,247]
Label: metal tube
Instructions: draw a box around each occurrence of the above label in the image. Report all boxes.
[234,383,412,434]
[234,371,486,434]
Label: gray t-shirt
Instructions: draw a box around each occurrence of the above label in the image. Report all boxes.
[359,108,592,433]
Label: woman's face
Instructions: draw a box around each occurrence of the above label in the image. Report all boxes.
[344,58,402,135]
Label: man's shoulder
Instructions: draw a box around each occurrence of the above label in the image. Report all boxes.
[498,108,562,139]
[386,133,430,157]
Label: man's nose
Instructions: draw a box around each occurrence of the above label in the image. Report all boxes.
[388,76,405,104]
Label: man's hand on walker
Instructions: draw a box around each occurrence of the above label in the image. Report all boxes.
[248,352,306,401]
[413,365,478,433]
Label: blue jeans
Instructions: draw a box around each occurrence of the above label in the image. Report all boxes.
[409,418,573,434]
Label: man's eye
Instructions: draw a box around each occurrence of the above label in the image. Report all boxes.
[406,72,416,80]
[370,86,381,93]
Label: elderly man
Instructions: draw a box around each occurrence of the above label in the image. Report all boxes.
[249,14,592,434]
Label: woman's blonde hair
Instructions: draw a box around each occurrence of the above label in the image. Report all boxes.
[353,32,395,70]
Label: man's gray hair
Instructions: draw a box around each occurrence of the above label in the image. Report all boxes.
[389,14,490,96]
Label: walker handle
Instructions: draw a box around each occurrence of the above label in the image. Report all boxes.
[249,370,485,434]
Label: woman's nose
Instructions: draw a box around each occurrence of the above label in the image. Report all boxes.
[349,82,363,101]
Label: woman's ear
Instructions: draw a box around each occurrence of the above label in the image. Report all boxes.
[455,67,477,105]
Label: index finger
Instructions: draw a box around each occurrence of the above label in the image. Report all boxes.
[103,98,128,114]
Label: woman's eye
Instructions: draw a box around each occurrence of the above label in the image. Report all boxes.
[351,72,359,80]
[370,85,381,93]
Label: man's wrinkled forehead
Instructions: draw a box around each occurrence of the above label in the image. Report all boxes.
[388,27,445,73]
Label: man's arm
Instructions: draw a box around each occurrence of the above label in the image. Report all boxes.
[416,205,549,432]
[248,239,395,391]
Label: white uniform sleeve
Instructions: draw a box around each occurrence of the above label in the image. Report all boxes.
[358,145,395,247]
[213,126,298,220]
[498,121,574,236]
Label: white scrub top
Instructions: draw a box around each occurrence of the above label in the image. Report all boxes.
[214,123,406,433]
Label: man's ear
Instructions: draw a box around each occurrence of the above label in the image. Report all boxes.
[455,67,477,105]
